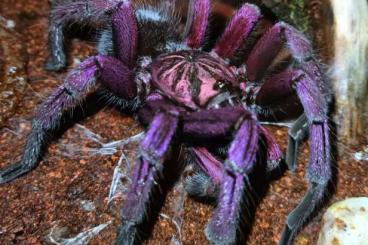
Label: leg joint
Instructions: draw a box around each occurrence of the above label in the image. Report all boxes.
[139,148,163,171]
[224,160,247,177]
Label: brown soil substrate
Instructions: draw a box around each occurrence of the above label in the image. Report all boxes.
[0,1,367,245]
[0,21,27,127]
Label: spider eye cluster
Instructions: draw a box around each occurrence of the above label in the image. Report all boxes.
[213,80,228,90]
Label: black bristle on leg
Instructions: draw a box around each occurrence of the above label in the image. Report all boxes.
[238,179,257,243]
[95,88,141,113]
[116,221,142,245]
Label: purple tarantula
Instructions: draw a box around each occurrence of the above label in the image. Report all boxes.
[0,0,332,244]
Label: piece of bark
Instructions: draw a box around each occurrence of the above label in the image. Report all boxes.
[329,0,368,141]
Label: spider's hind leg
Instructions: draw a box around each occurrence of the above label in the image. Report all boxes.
[117,111,178,245]
[205,116,259,244]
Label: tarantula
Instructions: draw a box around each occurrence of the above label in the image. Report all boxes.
[0,0,332,244]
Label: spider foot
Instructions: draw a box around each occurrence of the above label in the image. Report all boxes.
[44,56,66,72]
[279,183,327,245]
[0,161,31,184]
[259,126,283,172]
[184,169,219,202]
[116,221,141,245]
[183,147,222,202]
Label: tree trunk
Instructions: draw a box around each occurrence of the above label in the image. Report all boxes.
[330,0,368,141]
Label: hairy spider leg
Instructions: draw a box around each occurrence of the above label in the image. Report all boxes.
[182,106,260,243]
[255,76,306,171]
[111,1,137,69]
[212,3,261,59]
[247,22,330,98]
[0,55,137,184]
[184,0,210,49]
[96,26,114,56]
[248,22,329,173]
[205,115,259,244]
[285,113,308,170]
[191,147,223,184]
[259,126,283,171]
[245,22,331,245]
[184,126,282,200]
[117,111,178,245]
[183,147,223,200]
[280,70,330,245]
[45,0,121,71]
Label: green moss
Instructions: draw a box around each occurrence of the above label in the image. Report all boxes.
[265,0,310,33]
[288,0,309,32]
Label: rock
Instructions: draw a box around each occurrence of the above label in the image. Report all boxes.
[79,200,96,212]
[317,197,368,245]
[354,146,368,161]
[44,226,70,244]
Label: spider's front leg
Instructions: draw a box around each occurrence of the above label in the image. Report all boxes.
[45,0,121,71]
[183,127,282,201]
[247,22,331,244]
[117,111,178,245]
[205,115,259,244]
[0,55,137,184]
[182,107,265,244]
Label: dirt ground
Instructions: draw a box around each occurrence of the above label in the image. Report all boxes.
[0,1,367,245]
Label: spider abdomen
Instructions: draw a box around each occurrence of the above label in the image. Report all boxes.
[151,50,237,109]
